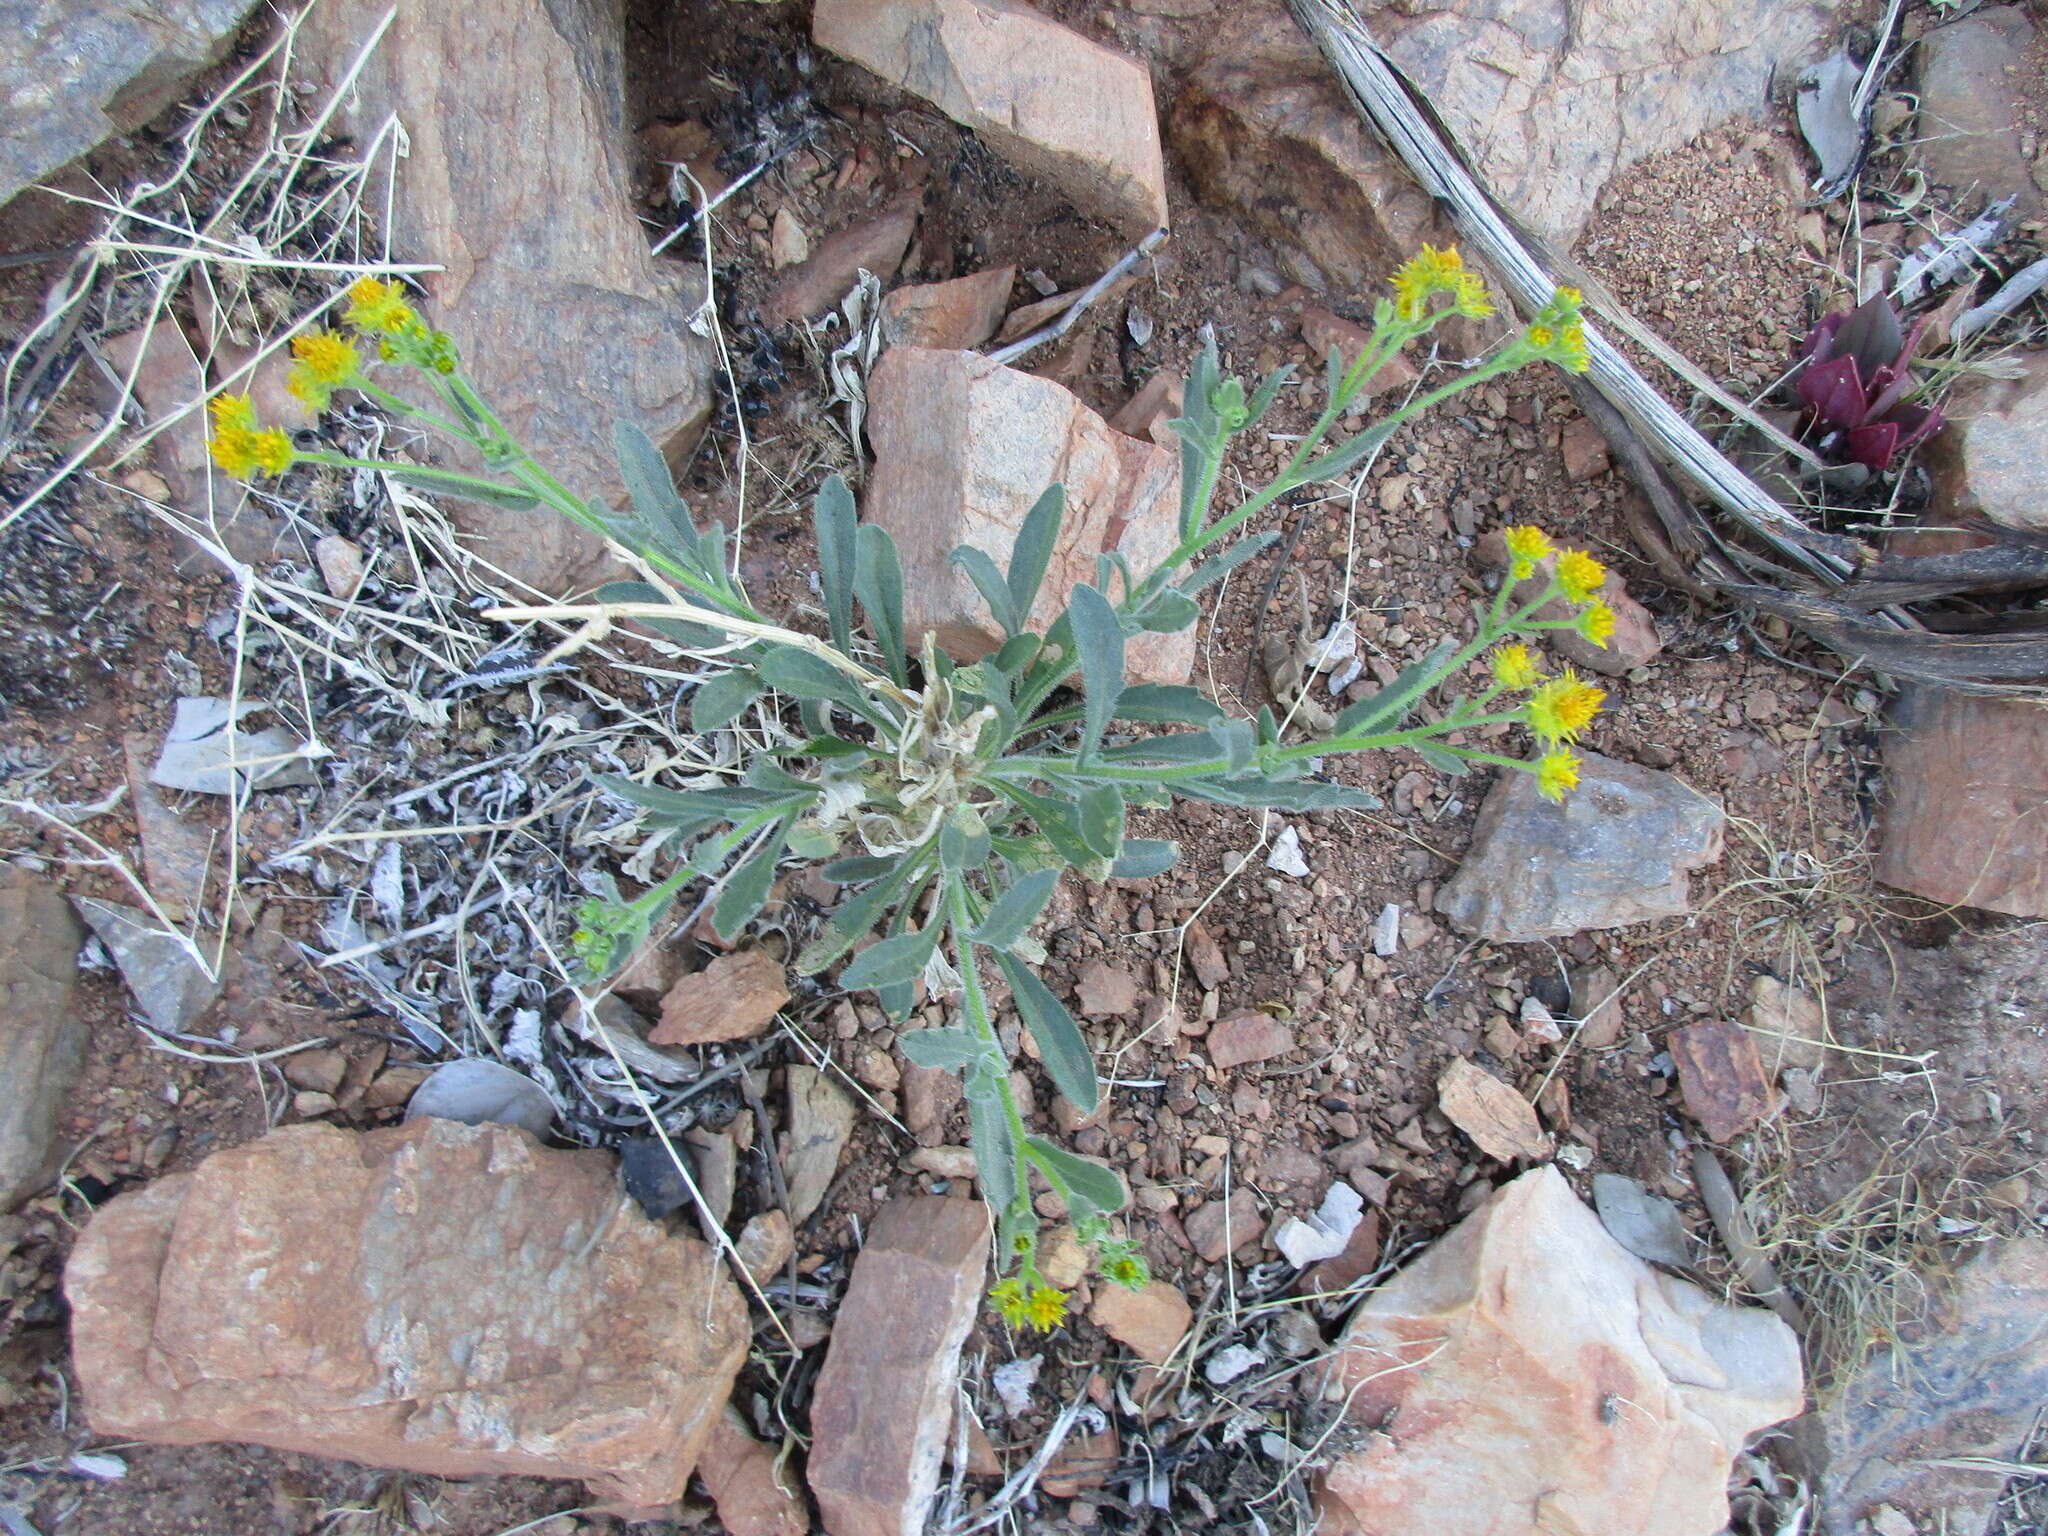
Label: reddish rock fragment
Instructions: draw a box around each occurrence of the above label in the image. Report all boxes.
[700,1408,809,1536]
[807,1197,989,1536]
[1299,307,1419,396]
[1670,1018,1777,1142]
[1182,917,1230,990]
[1436,1058,1553,1163]
[1208,1011,1293,1070]
[1185,1187,1262,1263]
[1074,960,1140,1019]
[882,267,1016,351]
[652,949,790,1047]
[764,188,920,325]
[65,1119,747,1508]
[1089,1280,1193,1366]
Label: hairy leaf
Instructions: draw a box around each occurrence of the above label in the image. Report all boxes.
[840,921,941,990]
[1076,782,1125,859]
[855,523,908,686]
[614,420,705,564]
[950,545,1019,636]
[969,867,1061,950]
[795,856,926,974]
[593,580,725,649]
[1007,484,1065,625]
[1025,1135,1126,1217]
[1068,584,1125,761]
[1184,530,1280,593]
[966,1062,1019,1214]
[711,819,791,943]
[900,1026,994,1073]
[1114,684,1225,727]
[996,951,1099,1113]
[814,474,858,656]
[1110,838,1179,879]
[690,669,764,733]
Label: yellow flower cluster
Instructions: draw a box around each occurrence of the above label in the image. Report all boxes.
[286,330,363,412]
[1502,524,1555,580]
[1526,669,1605,745]
[206,394,294,480]
[1524,286,1590,373]
[990,1277,1070,1331]
[1389,245,1494,324]
[344,276,415,335]
[1490,642,1542,691]
[1535,748,1582,801]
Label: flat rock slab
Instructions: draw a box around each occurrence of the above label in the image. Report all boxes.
[807,1196,989,1536]
[1915,6,2046,223]
[74,896,222,1035]
[864,346,1191,685]
[1930,353,2048,533]
[1436,1058,1552,1163]
[65,1119,747,1508]
[291,0,716,598]
[1801,1236,2048,1536]
[1318,1166,1804,1536]
[1437,752,1725,942]
[881,267,1016,351]
[652,948,790,1046]
[0,869,89,1209]
[814,0,1167,240]
[1876,683,2048,916]
[2,0,260,210]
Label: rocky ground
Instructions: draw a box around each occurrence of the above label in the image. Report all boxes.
[3,0,2048,1534]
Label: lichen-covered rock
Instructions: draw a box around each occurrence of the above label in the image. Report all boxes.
[66,1118,747,1508]
[0,868,88,1210]
[1,0,260,210]
[1318,1167,1804,1536]
[1438,752,1725,942]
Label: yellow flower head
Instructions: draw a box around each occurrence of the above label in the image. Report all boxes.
[1578,598,1617,650]
[1100,1252,1148,1289]
[1535,748,1582,802]
[344,276,415,335]
[1451,271,1494,318]
[249,427,294,476]
[990,1278,1030,1327]
[1389,244,1469,322]
[1556,548,1609,604]
[1503,524,1556,580]
[291,330,360,384]
[1556,320,1591,374]
[1021,1284,1069,1332]
[1490,643,1543,691]
[1526,670,1605,746]
[1526,323,1556,349]
[208,392,257,434]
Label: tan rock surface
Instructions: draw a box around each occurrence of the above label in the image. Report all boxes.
[1670,1019,1777,1142]
[1208,1012,1295,1070]
[881,267,1016,351]
[0,869,88,1209]
[1876,684,2048,917]
[807,1197,989,1536]
[65,1119,747,1507]
[864,346,1192,685]
[1436,1058,1553,1163]
[1318,1166,1804,1536]
[652,948,791,1046]
[1090,1280,1192,1366]
[292,0,716,597]
[700,1407,810,1536]
[814,0,1167,239]
[1928,352,2048,533]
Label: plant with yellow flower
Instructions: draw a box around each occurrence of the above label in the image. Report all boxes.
[201,247,1621,1326]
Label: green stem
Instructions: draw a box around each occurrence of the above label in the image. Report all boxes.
[948,883,1034,1212]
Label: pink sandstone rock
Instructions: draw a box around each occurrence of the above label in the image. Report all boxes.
[65,1118,747,1509]
[864,347,1192,685]
[1318,1166,1803,1536]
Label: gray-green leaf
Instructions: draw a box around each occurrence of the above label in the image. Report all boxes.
[996,951,1099,1113]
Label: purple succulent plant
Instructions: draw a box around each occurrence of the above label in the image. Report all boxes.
[1794,294,1944,471]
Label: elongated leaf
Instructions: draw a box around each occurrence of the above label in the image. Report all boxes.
[614,420,704,562]
[1101,728,1229,765]
[691,669,764,732]
[1184,531,1280,593]
[1333,638,1457,736]
[814,474,858,656]
[1215,717,1257,772]
[1245,363,1294,426]
[965,1062,1019,1213]
[950,546,1018,635]
[595,773,794,825]
[795,857,925,974]
[756,644,860,706]
[1415,742,1469,776]
[1025,1136,1126,1217]
[1131,590,1200,634]
[1300,418,1398,484]
[996,951,1099,1113]
[594,580,725,649]
[901,1026,995,1073]
[854,523,908,686]
[1175,420,1216,542]
[840,921,941,990]
[711,819,791,942]
[1110,839,1179,879]
[388,465,539,511]
[1068,584,1124,761]
[1076,782,1124,859]
[991,781,1098,872]
[1007,484,1065,623]
[1179,775,1380,811]
[1116,684,1224,726]
[969,867,1060,950]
